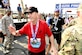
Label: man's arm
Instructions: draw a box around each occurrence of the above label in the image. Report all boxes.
[49,35,55,47]
[49,34,58,55]
[59,27,76,55]
[2,17,7,36]
[45,21,58,55]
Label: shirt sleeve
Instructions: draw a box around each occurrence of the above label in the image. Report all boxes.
[59,27,75,55]
[45,22,52,37]
[67,19,76,27]
[19,24,27,35]
[2,17,6,34]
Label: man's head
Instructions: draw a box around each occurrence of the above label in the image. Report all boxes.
[54,9,60,17]
[18,4,20,6]
[25,4,27,7]
[26,7,38,14]
[6,9,12,16]
[25,7,39,21]
[77,3,82,17]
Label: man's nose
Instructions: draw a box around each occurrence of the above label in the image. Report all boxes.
[27,14,30,18]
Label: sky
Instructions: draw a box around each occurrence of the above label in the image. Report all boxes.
[10,0,82,14]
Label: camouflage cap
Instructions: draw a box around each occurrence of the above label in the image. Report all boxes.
[77,3,82,11]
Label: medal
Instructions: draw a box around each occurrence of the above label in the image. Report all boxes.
[30,19,41,48]
[30,38,41,48]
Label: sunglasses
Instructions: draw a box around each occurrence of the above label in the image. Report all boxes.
[24,12,33,14]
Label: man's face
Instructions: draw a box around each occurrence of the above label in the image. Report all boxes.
[54,11,59,16]
[7,11,11,16]
[27,12,37,21]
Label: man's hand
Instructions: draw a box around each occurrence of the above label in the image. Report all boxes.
[50,46,58,55]
[8,24,16,35]
[49,35,58,55]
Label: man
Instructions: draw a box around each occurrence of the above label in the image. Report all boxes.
[58,3,82,55]
[24,4,28,21]
[17,4,22,21]
[50,9,64,46]
[8,7,58,55]
[46,9,65,55]
[24,4,28,14]
[67,17,78,27]
[50,9,64,47]
[2,9,15,50]
[63,16,74,29]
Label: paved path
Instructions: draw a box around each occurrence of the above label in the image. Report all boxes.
[0,35,50,55]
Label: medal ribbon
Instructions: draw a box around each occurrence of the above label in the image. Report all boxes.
[30,20,39,40]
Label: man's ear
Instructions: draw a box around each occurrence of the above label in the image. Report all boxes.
[77,11,80,16]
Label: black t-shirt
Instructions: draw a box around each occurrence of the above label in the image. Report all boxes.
[49,17,65,32]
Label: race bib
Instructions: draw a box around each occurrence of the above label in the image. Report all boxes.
[30,38,41,48]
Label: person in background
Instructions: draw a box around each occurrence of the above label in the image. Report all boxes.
[24,4,28,21]
[63,16,74,29]
[67,17,78,28]
[58,3,82,55]
[8,6,58,55]
[68,16,74,22]
[46,13,52,26]
[46,9,65,55]
[50,9,65,47]
[2,9,15,50]
[24,4,28,13]
[17,4,22,21]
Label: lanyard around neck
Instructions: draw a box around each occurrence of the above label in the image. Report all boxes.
[54,18,58,26]
[30,20,39,39]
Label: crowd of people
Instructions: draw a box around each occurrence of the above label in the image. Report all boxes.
[8,7,58,55]
[0,0,82,55]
